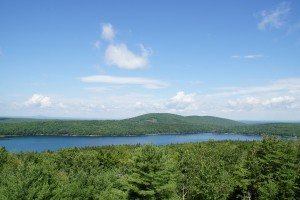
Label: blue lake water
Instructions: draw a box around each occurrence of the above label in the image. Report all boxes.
[0,133,262,152]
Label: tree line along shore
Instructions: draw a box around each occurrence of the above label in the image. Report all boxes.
[0,113,299,137]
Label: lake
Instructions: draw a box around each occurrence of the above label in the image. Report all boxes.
[0,133,262,152]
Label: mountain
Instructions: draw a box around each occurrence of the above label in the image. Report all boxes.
[125,113,244,127]
[0,113,299,137]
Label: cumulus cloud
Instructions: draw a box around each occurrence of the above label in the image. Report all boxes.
[78,78,300,118]
[98,23,152,69]
[102,23,115,41]
[79,75,168,89]
[24,94,52,108]
[165,91,197,112]
[171,91,196,104]
[258,2,290,30]
[263,96,295,107]
[105,43,150,69]
[18,78,299,120]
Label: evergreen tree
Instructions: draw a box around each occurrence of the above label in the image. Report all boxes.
[125,144,178,200]
[246,137,299,199]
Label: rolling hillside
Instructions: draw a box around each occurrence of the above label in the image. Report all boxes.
[0,113,299,136]
[125,113,244,127]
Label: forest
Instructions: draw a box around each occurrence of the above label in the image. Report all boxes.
[0,137,299,199]
[0,113,300,137]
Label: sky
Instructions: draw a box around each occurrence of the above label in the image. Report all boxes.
[0,0,300,120]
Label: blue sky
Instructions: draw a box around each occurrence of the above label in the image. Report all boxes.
[1,0,300,120]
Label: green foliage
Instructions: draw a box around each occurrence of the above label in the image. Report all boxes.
[125,145,178,200]
[1,139,299,199]
[0,113,299,136]
[0,118,48,124]
[231,137,299,199]
[176,142,239,200]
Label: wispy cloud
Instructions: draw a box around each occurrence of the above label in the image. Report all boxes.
[228,95,295,111]
[94,40,101,49]
[288,20,300,34]
[84,86,125,92]
[219,78,300,95]
[102,23,115,41]
[231,54,264,59]
[217,78,300,96]
[79,75,168,89]
[19,78,300,120]
[244,54,264,59]
[258,2,290,31]
[105,43,150,69]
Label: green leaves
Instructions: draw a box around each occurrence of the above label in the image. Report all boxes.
[233,137,299,199]
[1,114,299,136]
[125,145,178,200]
[0,140,299,199]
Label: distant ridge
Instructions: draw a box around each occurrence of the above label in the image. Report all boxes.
[0,117,47,124]
[125,113,244,127]
[0,113,299,137]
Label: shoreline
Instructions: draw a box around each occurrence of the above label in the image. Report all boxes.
[0,132,264,138]
[0,133,297,139]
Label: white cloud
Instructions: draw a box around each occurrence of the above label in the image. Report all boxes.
[94,40,101,49]
[199,78,300,119]
[79,75,168,89]
[228,95,295,111]
[22,94,67,110]
[102,23,115,41]
[216,78,300,97]
[228,97,261,110]
[24,94,52,108]
[244,54,264,59]
[98,23,152,69]
[263,96,295,107]
[105,43,150,69]
[231,54,264,59]
[12,78,300,120]
[84,86,125,92]
[171,91,196,104]
[164,91,197,112]
[75,78,300,119]
[258,2,290,30]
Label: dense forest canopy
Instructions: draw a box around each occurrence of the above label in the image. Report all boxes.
[0,138,299,199]
[0,113,299,137]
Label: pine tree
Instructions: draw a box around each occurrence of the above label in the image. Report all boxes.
[246,137,298,200]
[126,144,178,200]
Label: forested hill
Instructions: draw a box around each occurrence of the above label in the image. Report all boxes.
[0,113,299,136]
[124,113,243,127]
